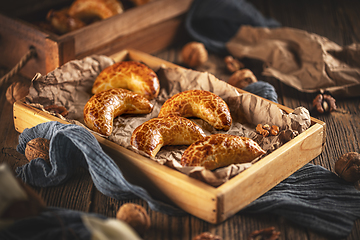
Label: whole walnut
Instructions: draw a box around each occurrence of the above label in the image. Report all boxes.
[25,138,50,164]
[227,69,257,89]
[181,42,208,68]
[335,152,360,182]
[116,203,151,237]
[224,55,244,73]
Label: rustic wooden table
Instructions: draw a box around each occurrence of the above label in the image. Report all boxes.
[1,0,360,239]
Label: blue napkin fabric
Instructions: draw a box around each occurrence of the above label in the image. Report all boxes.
[13,115,360,239]
[185,0,280,54]
[4,1,360,239]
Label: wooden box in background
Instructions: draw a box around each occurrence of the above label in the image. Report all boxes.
[0,0,193,78]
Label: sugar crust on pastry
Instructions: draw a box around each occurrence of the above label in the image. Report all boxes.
[69,0,123,21]
[92,61,160,100]
[158,90,232,131]
[84,88,153,136]
[181,134,266,170]
[130,116,206,158]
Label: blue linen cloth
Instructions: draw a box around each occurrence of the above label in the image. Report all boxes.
[12,120,360,239]
[185,0,280,54]
[244,81,278,103]
[15,122,183,216]
[4,1,360,239]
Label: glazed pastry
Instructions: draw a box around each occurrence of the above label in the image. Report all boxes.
[92,61,160,100]
[84,88,153,136]
[69,0,123,22]
[131,116,206,158]
[181,134,266,170]
[158,90,232,131]
[130,0,153,6]
[46,8,86,34]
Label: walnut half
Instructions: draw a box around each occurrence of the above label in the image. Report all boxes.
[312,93,336,114]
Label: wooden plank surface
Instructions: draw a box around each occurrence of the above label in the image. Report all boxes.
[11,48,325,225]
[1,0,360,240]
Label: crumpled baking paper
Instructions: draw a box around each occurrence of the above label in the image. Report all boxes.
[226,25,360,98]
[25,55,311,186]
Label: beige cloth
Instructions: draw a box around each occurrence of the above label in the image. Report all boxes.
[226,26,360,97]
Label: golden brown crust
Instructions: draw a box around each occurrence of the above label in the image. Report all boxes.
[84,88,153,136]
[181,134,266,170]
[92,61,160,100]
[46,8,86,34]
[130,116,206,158]
[158,90,232,131]
[69,0,123,21]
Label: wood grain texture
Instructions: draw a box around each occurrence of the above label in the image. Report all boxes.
[0,0,193,78]
[11,49,325,225]
[1,0,360,239]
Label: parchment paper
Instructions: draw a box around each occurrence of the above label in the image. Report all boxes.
[226,26,360,98]
[25,55,311,187]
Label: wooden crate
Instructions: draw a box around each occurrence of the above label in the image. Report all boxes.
[13,49,326,224]
[0,0,193,78]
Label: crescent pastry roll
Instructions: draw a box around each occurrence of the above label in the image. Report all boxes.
[181,134,266,170]
[84,88,153,136]
[131,115,206,158]
[92,61,160,100]
[69,0,123,21]
[158,90,232,131]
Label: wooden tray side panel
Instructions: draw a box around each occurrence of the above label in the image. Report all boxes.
[13,101,69,133]
[217,123,325,222]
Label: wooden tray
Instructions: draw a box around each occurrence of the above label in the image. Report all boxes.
[13,49,326,224]
[0,0,193,78]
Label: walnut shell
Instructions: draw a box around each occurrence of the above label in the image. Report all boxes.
[181,42,208,68]
[335,152,360,182]
[25,138,50,164]
[224,55,244,73]
[227,69,257,89]
[116,203,150,237]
